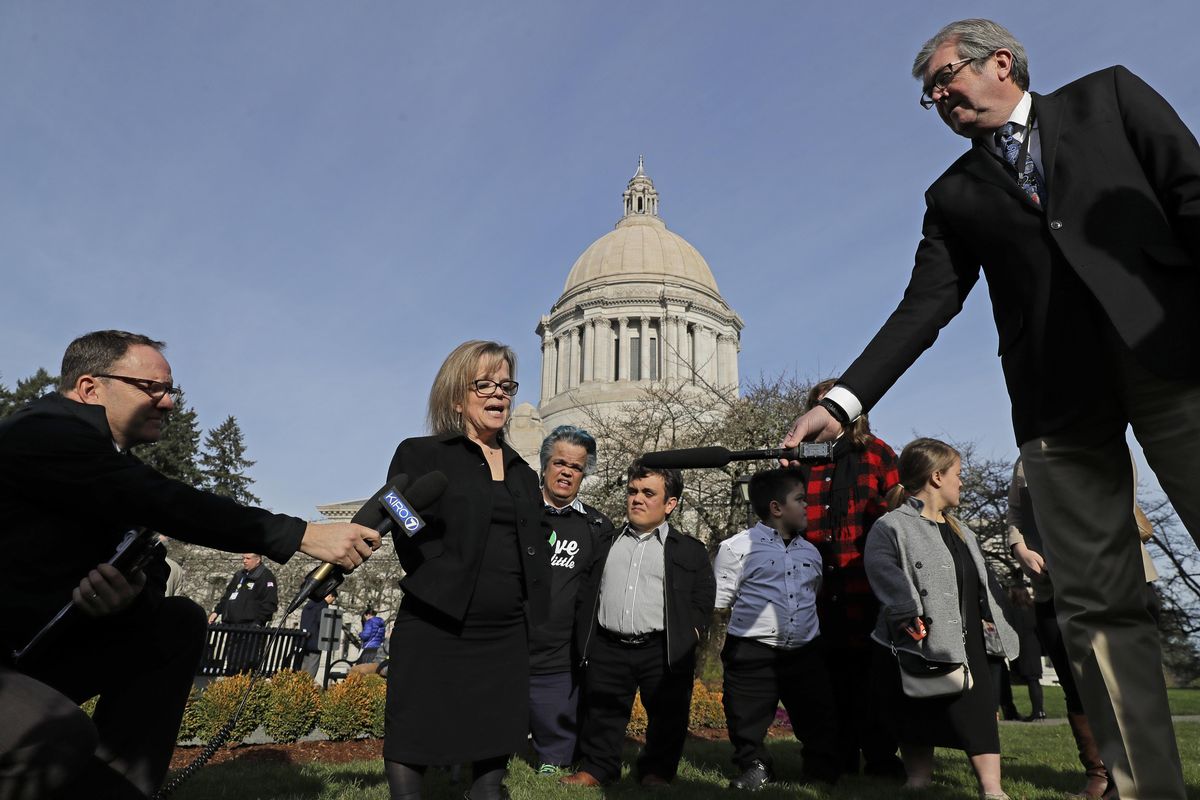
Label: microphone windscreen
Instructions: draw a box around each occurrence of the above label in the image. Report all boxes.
[404,470,448,511]
[640,446,730,469]
[351,473,410,528]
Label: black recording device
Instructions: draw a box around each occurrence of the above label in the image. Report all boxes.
[639,442,835,469]
[12,527,165,665]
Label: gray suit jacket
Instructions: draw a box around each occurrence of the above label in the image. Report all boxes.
[864,498,1018,665]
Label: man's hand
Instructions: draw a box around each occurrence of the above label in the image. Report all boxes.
[72,563,146,617]
[208,611,219,624]
[780,405,843,465]
[300,522,382,571]
[1011,541,1047,579]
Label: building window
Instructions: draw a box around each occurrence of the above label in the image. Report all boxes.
[649,337,660,381]
[630,336,641,380]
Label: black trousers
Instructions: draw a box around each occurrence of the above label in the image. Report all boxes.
[577,632,694,784]
[0,596,207,799]
[721,636,839,781]
[824,643,901,774]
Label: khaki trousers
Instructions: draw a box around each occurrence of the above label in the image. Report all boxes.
[1020,350,1200,800]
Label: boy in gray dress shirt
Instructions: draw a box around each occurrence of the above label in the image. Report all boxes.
[714,468,840,790]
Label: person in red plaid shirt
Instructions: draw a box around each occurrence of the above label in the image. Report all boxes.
[802,379,904,778]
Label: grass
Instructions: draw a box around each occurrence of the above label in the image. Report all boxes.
[173,718,1200,799]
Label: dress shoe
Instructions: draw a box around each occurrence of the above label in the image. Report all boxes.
[560,770,603,788]
[1000,706,1022,721]
[640,773,671,788]
[729,760,773,791]
[1024,710,1048,722]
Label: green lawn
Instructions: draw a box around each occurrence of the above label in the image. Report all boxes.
[173,719,1200,800]
[1004,684,1200,719]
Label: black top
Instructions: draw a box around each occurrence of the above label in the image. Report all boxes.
[299,598,329,651]
[214,563,279,625]
[0,393,307,654]
[464,482,525,622]
[529,504,605,673]
[387,433,551,625]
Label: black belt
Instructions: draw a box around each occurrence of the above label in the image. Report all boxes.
[599,627,663,647]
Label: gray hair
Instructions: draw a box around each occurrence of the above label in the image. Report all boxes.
[912,19,1029,91]
[538,425,598,476]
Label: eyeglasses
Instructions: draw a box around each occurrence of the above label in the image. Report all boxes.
[920,56,978,109]
[470,379,519,397]
[94,373,182,402]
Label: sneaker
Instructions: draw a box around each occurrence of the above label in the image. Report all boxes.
[729,760,773,791]
[538,764,568,776]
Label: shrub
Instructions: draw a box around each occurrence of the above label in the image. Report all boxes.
[177,685,202,741]
[626,691,648,736]
[689,680,726,729]
[264,669,321,743]
[190,673,270,745]
[321,673,386,741]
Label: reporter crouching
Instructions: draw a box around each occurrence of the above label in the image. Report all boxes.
[383,341,550,800]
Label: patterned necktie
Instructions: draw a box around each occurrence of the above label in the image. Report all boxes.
[995,122,1045,207]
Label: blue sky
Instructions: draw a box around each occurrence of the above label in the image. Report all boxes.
[3,2,1198,516]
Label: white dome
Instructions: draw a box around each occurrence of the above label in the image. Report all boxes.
[562,214,720,295]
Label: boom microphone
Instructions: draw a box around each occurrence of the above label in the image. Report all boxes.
[284,471,448,613]
[639,442,835,469]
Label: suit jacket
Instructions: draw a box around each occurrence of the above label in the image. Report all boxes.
[839,66,1200,444]
[574,521,716,670]
[386,433,551,625]
[0,394,307,655]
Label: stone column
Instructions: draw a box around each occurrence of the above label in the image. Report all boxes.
[581,319,593,383]
[639,317,651,382]
[595,319,610,383]
[618,317,630,381]
[568,327,581,388]
[541,334,556,402]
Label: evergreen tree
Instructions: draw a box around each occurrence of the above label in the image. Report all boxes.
[135,390,204,486]
[200,415,261,505]
[0,368,58,418]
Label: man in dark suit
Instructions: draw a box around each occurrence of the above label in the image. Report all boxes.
[782,19,1199,800]
[561,461,715,788]
[0,330,381,799]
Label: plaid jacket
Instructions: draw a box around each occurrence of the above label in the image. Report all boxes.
[802,435,898,648]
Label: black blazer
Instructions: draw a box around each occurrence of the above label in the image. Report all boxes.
[574,522,716,670]
[839,66,1200,444]
[0,394,307,653]
[387,433,551,625]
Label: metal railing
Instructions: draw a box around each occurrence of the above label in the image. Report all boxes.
[199,623,306,677]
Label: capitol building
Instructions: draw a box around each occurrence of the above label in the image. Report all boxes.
[319,159,742,519]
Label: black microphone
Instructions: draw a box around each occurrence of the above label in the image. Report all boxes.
[284,471,448,614]
[639,442,835,469]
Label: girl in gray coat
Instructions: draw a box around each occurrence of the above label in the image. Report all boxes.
[864,438,1019,800]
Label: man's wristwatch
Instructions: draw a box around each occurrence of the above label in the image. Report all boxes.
[818,397,850,426]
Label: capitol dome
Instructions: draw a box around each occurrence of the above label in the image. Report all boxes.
[534,158,744,434]
[562,161,721,298]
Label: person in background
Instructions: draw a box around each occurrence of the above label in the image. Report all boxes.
[1004,586,1044,722]
[800,379,902,777]
[382,340,550,800]
[359,608,386,664]
[528,426,613,776]
[299,590,337,679]
[714,467,840,791]
[209,553,278,627]
[865,438,1019,800]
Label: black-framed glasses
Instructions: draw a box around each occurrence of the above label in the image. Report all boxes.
[920,57,977,109]
[94,373,182,402]
[470,379,519,397]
